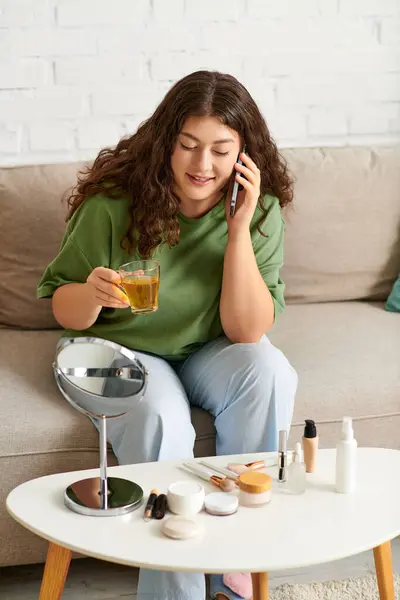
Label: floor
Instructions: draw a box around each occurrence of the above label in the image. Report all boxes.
[1,537,400,599]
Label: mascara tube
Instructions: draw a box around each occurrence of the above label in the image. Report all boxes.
[278,430,288,483]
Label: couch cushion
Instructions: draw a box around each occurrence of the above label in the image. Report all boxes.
[268,301,400,449]
[0,329,215,459]
[281,147,400,303]
[0,163,85,329]
[1,301,398,460]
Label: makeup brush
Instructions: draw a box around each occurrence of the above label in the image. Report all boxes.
[199,461,239,481]
[181,463,236,493]
[227,460,266,475]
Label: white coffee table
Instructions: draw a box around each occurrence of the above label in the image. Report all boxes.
[6,448,400,600]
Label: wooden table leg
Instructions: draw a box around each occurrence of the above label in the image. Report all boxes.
[251,572,269,600]
[39,542,72,600]
[373,541,395,600]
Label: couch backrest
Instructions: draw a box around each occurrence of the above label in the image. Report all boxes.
[0,162,85,329]
[1,147,399,329]
[281,146,400,304]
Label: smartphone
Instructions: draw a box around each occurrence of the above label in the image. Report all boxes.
[229,145,247,217]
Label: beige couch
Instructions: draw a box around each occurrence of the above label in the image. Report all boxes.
[1,147,399,568]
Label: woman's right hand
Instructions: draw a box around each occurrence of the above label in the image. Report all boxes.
[85,267,130,309]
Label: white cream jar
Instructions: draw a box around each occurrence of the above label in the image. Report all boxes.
[167,480,205,517]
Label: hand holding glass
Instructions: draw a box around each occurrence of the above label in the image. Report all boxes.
[118,260,160,315]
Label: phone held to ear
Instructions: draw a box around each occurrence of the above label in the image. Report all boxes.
[229,145,247,217]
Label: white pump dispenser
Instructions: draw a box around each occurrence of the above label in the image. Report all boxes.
[335,416,357,494]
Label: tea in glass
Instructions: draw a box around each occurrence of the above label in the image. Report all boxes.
[119,260,160,315]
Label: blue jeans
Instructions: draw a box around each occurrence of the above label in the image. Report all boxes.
[79,335,297,599]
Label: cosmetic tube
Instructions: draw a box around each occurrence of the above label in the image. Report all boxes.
[302,419,318,473]
[278,430,287,482]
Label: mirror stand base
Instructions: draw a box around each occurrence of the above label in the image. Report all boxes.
[64,476,143,517]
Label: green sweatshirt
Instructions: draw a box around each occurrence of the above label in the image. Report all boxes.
[37,194,285,360]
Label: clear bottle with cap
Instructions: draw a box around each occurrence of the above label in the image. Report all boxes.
[287,442,306,495]
[335,416,357,494]
[238,471,272,507]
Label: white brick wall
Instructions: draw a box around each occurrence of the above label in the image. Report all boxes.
[0,0,399,165]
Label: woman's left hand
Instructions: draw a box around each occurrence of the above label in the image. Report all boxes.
[225,151,261,235]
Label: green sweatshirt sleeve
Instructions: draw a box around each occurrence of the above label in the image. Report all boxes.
[253,195,286,320]
[36,197,112,299]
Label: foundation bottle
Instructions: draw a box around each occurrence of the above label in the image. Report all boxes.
[302,419,318,473]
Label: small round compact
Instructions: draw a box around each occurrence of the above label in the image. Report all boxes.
[162,516,203,540]
[204,492,239,516]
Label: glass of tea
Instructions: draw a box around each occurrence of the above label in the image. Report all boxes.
[118,260,160,315]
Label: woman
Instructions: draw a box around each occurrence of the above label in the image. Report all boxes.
[38,70,298,600]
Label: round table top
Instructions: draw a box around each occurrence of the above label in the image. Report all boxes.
[6,448,400,574]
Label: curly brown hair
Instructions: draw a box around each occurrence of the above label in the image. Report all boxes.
[67,70,293,258]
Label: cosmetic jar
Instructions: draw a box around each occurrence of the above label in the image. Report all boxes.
[204,492,238,516]
[167,480,205,517]
[238,472,272,507]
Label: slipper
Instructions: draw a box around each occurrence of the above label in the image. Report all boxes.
[209,573,253,599]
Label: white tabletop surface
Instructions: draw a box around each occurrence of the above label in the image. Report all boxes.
[6,448,400,574]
